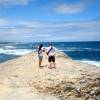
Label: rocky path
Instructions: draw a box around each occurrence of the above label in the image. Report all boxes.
[0,51,100,100]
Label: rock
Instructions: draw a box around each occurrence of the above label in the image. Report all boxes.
[75,87,81,92]
[80,79,87,84]
[66,92,72,97]
[88,98,94,100]
[63,85,74,92]
[81,81,91,88]
[95,78,100,86]
[83,88,91,94]
[95,88,100,96]
[94,96,100,100]
[74,87,81,97]
[90,90,95,96]
[84,94,90,100]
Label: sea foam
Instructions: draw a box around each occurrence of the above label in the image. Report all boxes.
[77,60,100,67]
[0,48,32,55]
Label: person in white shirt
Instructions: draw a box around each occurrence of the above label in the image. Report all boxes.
[46,43,56,68]
[37,44,45,68]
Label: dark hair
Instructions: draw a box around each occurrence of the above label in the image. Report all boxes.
[38,44,43,51]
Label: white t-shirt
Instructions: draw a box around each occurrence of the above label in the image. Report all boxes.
[47,46,57,56]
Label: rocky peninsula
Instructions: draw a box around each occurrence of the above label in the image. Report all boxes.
[0,51,100,100]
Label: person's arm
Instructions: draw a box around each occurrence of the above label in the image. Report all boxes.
[41,47,46,52]
[45,47,51,55]
[46,47,49,53]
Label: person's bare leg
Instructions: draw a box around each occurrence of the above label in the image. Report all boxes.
[39,60,42,67]
[48,62,53,68]
[53,62,56,68]
[49,62,52,67]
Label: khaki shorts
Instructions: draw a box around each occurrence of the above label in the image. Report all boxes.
[38,56,43,61]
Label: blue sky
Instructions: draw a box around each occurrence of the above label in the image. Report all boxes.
[0,0,100,42]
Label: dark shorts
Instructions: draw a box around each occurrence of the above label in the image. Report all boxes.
[48,56,55,62]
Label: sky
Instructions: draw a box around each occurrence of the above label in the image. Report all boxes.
[0,0,100,42]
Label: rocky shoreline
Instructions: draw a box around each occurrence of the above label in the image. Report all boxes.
[34,76,100,100]
[0,51,100,100]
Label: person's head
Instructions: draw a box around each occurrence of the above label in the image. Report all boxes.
[48,42,52,46]
[38,44,43,51]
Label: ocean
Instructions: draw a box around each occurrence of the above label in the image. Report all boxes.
[0,42,100,67]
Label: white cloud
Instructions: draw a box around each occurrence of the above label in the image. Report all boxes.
[0,0,33,6]
[53,3,84,14]
[35,34,51,37]
[0,19,100,42]
[0,19,9,26]
[46,0,95,14]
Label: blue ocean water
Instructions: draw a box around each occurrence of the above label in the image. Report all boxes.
[0,42,100,66]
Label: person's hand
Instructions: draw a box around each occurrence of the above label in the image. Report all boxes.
[43,50,45,52]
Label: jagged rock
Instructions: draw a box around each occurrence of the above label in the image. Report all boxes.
[84,94,90,100]
[95,88,100,96]
[74,87,81,97]
[63,85,74,92]
[83,88,92,94]
[66,92,72,96]
[90,90,95,96]
[80,79,87,84]
[95,78,100,86]
[94,96,100,100]
[88,98,95,100]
